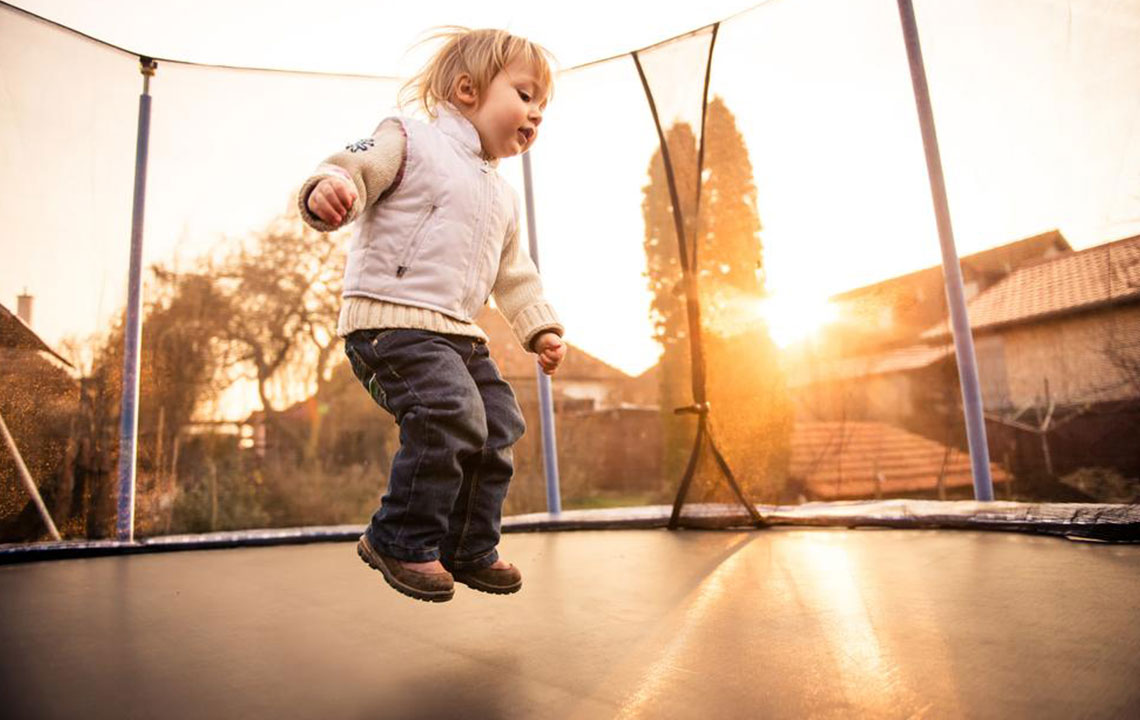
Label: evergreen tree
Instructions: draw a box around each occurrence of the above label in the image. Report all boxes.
[642,96,792,503]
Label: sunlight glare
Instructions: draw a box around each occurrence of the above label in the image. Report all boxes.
[753,291,839,348]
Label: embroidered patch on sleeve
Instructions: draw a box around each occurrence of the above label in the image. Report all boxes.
[346,138,375,153]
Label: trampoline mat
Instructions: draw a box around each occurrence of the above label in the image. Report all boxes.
[1,527,1138,719]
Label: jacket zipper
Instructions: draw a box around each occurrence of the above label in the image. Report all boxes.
[461,165,493,312]
[396,203,438,278]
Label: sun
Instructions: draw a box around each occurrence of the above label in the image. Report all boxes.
[753,291,839,348]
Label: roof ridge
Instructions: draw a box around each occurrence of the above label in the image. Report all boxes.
[919,233,1140,338]
[829,229,1071,300]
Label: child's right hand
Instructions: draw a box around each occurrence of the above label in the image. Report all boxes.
[307,176,358,226]
[534,332,566,376]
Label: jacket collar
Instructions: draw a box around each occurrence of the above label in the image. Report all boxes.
[434,102,499,168]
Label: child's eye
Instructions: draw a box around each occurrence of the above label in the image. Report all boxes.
[517,90,532,102]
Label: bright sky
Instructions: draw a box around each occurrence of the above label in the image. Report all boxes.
[3,0,1139,418]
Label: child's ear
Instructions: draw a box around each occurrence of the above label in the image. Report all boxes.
[453,73,479,108]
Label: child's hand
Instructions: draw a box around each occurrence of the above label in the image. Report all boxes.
[534,332,566,376]
[307,176,358,226]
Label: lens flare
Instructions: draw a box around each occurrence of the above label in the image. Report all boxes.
[752,292,839,348]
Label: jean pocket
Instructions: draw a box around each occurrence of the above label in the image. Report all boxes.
[346,328,397,362]
[345,343,392,414]
[368,328,398,347]
[365,373,391,414]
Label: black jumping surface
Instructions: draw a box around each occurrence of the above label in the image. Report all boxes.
[2,527,1138,719]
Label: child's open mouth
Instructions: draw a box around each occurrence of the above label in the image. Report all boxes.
[518,127,534,145]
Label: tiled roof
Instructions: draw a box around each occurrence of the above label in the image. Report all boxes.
[923,234,1140,339]
[785,344,952,388]
[790,421,1010,500]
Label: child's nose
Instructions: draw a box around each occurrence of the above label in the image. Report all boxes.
[530,107,543,125]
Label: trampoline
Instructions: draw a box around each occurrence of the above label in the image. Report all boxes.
[3,511,1140,719]
[3,503,1140,719]
[4,2,1140,718]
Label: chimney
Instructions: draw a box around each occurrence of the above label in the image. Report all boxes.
[17,289,33,327]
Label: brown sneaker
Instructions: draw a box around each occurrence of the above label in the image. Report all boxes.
[356,534,454,603]
[449,562,522,595]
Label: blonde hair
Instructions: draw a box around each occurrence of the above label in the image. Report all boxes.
[400,27,555,118]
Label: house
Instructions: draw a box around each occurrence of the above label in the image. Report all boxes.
[921,234,1140,410]
[788,420,1011,501]
[0,298,85,541]
[921,233,1140,482]
[781,231,1075,498]
[824,230,1072,354]
[786,343,953,426]
[1,295,75,369]
[788,230,1081,427]
[789,232,1140,493]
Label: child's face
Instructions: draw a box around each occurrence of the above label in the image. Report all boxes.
[462,59,548,160]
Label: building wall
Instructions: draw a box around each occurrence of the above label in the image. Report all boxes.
[556,380,620,410]
[791,374,914,424]
[986,304,1140,409]
[975,335,1011,409]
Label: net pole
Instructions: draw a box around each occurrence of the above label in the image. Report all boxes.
[522,151,562,514]
[115,57,158,541]
[896,0,994,500]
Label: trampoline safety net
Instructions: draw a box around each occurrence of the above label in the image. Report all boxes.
[2,0,1140,548]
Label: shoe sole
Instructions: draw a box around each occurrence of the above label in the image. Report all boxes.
[357,538,454,603]
[451,573,522,595]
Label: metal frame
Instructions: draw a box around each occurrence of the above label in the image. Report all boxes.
[521,152,563,514]
[896,0,995,501]
[0,410,61,541]
[115,56,158,541]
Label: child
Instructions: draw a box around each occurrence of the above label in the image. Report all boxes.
[298,28,566,602]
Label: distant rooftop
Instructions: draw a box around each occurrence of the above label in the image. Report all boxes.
[789,421,1011,500]
[923,233,1140,339]
[830,230,1072,303]
[0,302,73,368]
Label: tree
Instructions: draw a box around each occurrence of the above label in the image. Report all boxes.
[643,121,698,484]
[642,96,792,503]
[34,260,234,539]
[210,201,347,462]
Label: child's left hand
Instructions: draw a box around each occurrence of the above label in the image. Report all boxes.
[534,332,566,376]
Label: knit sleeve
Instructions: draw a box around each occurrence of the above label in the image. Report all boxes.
[491,193,564,352]
[297,118,407,232]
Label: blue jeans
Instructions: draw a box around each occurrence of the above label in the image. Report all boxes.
[344,328,526,571]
